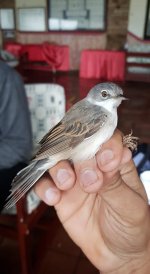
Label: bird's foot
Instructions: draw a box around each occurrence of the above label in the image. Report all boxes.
[123,130,139,151]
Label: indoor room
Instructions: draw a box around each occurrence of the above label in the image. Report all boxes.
[0,0,150,273]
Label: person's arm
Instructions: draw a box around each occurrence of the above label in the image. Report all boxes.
[34,130,150,273]
[0,66,32,169]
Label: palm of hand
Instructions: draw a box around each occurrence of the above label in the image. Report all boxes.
[55,165,150,272]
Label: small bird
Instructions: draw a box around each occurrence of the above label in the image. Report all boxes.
[5,82,127,208]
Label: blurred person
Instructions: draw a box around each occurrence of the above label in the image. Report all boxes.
[0,60,32,211]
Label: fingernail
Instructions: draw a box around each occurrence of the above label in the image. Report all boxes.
[45,188,57,203]
[99,149,114,165]
[57,169,71,185]
[80,169,98,187]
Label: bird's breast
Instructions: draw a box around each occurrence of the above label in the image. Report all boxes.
[70,111,117,163]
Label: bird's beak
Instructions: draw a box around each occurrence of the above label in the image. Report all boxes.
[122,97,128,101]
[119,94,128,100]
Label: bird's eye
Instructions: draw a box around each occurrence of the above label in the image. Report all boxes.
[101,90,108,98]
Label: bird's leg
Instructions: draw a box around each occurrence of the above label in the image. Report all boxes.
[123,130,139,151]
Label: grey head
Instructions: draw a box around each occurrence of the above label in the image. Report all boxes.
[86,82,125,109]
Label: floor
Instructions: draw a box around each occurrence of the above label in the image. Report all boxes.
[0,70,150,274]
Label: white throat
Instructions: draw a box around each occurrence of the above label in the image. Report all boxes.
[87,97,122,112]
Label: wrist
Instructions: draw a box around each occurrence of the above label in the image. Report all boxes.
[100,252,150,274]
[83,232,150,274]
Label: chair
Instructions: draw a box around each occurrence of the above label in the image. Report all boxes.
[0,83,66,274]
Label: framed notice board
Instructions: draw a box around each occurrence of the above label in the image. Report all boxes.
[48,0,106,32]
[17,8,46,32]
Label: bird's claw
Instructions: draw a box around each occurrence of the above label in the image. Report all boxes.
[123,130,139,151]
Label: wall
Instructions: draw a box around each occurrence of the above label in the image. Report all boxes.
[15,0,46,7]
[1,0,130,69]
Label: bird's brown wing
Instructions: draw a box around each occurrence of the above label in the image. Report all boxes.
[35,100,108,160]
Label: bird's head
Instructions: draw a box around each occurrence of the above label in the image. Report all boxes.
[86,82,125,111]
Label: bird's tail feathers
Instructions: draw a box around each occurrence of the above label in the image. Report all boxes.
[5,159,53,209]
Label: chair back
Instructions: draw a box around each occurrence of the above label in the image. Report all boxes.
[25,83,66,147]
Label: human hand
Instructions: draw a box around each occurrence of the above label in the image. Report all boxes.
[34,130,150,273]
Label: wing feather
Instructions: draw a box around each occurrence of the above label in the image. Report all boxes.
[35,100,108,160]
